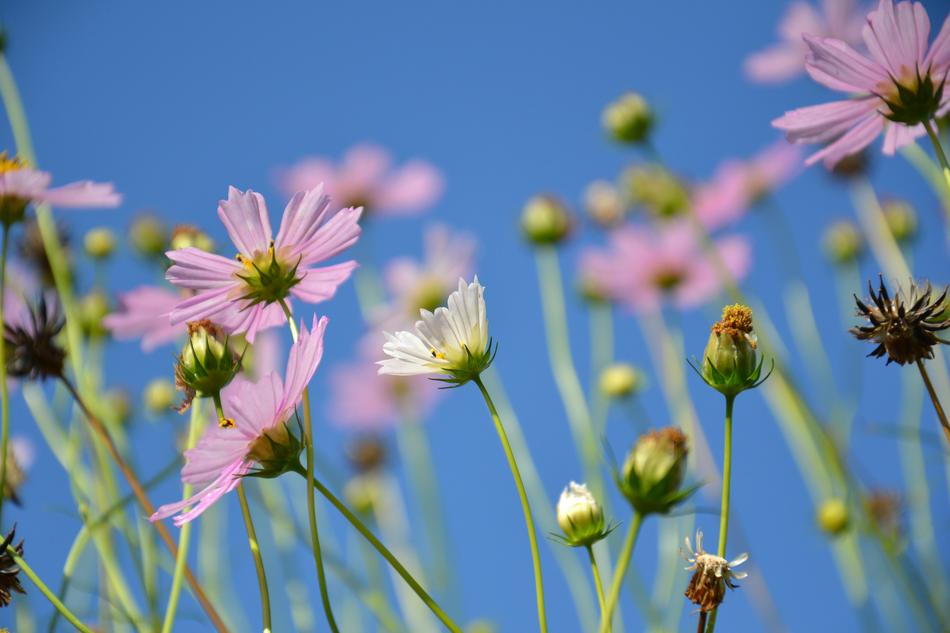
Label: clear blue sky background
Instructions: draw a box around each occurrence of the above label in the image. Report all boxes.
[2,1,950,631]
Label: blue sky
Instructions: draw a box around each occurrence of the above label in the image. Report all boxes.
[2,1,950,631]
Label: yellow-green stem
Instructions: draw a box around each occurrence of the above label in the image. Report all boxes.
[277,298,339,632]
[705,395,735,633]
[0,226,10,528]
[922,119,950,197]
[237,485,272,633]
[5,543,94,633]
[587,544,607,623]
[598,512,644,633]
[472,375,548,633]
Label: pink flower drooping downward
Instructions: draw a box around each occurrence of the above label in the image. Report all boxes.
[745,0,867,83]
[150,315,328,526]
[276,144,444,218]
[166,185,361,342]
[773,0,950,166]
[579,222,750,313]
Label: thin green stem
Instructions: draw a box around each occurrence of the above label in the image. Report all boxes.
[277,297,339,633]
[586,545,607,623]
[598,512,644,633]
[161,401,204,633]
[923,119,950,198]
[237,485,273,633]
[472,375,548,633]
[293,467,463,633]
[706,395,735,633]
[0,226,11,528]
[915,359,950,446]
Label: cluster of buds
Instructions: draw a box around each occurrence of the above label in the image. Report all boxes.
[693,304,770,399]
[520,195,572,246]
[555,481,613,548]
[602,92,654,144]
[174,320,241,417]
[618,427,695,515]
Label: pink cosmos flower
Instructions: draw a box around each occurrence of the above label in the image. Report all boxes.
[745,0,867,83]
[150,315,328,526]
[578,221,750,313]
[692,142,803,230]
[166,185,361,342]
[104,285,183,352]
[773,0,950,166]
[276,144,444,217]
[328,356,438,431]
[0,157,121,210]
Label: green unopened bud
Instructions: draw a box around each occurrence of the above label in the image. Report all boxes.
[344,475,379,515]
[822,220,863,265]
[130,213,168,258]
[556,481,609,547]
[817,498,850,536]
[881,199,917,242]
[83,227,117,260]
[170,224,215,252]
[602,92,654,144]
[620,427,692,515]
[143,378,176,415]
[521,195,572,245]
[103,389,132,426]
[175,320,240,413]
[622,164,689,219]
[584,180,625,228]
[465,621,497,633]
[79,290,110,339]
[245,420,303,479]
[599,362,643,399]
[697,304,768,398]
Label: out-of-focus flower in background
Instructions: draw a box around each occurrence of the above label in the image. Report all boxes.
[104,285,183,352]
[328,357,437,431]
[276,144,444,218]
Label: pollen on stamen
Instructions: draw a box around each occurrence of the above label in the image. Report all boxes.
[219,417,236,429]
[430,349,446,360]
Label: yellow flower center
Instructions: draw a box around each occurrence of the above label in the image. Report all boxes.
[0,152,27,174]
[218,417,235,429]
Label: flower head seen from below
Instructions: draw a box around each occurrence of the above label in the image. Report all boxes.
[773,0,950,166]
[555,481,612,547]
[378,277,492,386]
[151,315,328,526]
[745,0,867,83]
[276,144,444,218]
[851,276,949,365]
[683,530,748,613]
[3,294,66,382]
[0,152,121,225]
[579,221,750,313]
[166,185,361,342]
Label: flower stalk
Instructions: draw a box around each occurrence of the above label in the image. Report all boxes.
[915,359,950,445]
[0,226,10,528]
[922,119,950,198]
[237,485,272,633]
[586,544,607,623]
[598,511,644,633]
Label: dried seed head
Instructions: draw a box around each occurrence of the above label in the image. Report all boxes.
[0,528,25,607]
[3,296,66,381]
[682,530,748,613]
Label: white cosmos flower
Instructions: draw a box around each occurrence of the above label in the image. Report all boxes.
[378,276,490,381]
[556,481,608,547]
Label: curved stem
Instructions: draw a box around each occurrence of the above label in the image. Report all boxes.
[922,119,950,198]
[161,401,204,632]
[293,467,463,633]
[915,359,950,445]
[598,512,644,633]
[472,375,548,633]
[586,545,607,623]
[706,395,736,633]
[277,298,339,632]
[237,485,272,633]
[0,226,10,528]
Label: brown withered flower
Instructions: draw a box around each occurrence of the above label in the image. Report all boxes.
[851,277,949,366]
[0,528,25,607]
[4,295,66,381]
[682,530,748,613]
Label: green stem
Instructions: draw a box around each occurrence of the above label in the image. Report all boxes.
[706,395,736,633]
[915,359,950,446]
[4,541,94,633]
[598,512,644,633]
[160,401,204,633]
[0,226,10,528]
[472,375,548,633]
[922,119,950,198]
[293,467,463,633]
[587,545,607,623]
[237,485,273,633]
[277,297,339,633]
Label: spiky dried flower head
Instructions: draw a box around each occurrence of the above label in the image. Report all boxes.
[682,530,748,613]
[3,296,66,381]
[851,277,949,366]
[0,528,25,607]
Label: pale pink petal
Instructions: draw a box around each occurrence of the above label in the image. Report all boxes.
[804,34,885,92]
[924,14,950,68]
[168,287,236,325]
[217,187,273,256]
[166,248,241,290]
[341,145,392,187]
[375,161,445,214]
[745,45,810,82]
[222,374,284,435]
[280,315,328,418]
[37,181,122,208]
[275,186,332,252]
[294,206,363,267]
[104,285,182,352]
[805,111,884,165]
[291,262,358,303]
[675,236,751,308]
[274,158,336,200]
[773,98,879,143]
[882,120,926,154]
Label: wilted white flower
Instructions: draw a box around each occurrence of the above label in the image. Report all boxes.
[682,530,748,613]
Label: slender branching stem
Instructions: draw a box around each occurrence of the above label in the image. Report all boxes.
[0,226,11,528]
[706,394,736,633]
[599,512,644,633]
[915,359,950,445]
[586,544,607,623]
[237,485,272,633]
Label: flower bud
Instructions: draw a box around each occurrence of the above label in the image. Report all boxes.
[174,321,240,411]
[816,498,850,536]
[822,220,863,265]
[129,213,168,258]
[520,195,572,245]
[881,199,917,243]
[143,378,176,415]
[599,362,643,399]
[584,181,625,228]
[698,304,768,398]
[828,151,869,180]
[602,92,654,144]
[83,227,117,260]
[79,290,110,339]
[103,388,132,427]
[245,420,303,479]
[347,437,387,473]
[620,427,692,515]
[556,481,609,547]
[344,475,379,515]
[622,164,689,219]
[170,224,215,252]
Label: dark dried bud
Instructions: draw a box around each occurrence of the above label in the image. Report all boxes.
[0,528,25,607]
[4,296,66,381]
[346,436,387,473]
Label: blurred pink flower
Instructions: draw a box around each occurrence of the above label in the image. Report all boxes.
[579,222,750,313]
[328,357,438,431]
[773,0,950,166]
[166,185,360,342]
[276,144,444,217]
[693,142,803,230]
[104,285,182,352]
[151,315,328,526]
[0,161,121,210]
[745,0,867,83]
